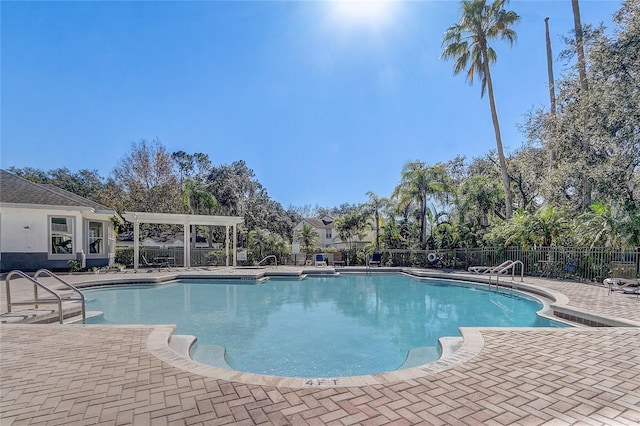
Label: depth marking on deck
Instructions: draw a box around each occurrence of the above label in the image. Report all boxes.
[302,378,342,387]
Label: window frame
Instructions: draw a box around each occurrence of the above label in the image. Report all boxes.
[87,220,105,257]
[48,215,75,259]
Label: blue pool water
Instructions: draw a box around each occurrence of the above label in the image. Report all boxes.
[85,274,566,377]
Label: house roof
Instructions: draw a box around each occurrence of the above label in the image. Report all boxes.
[0,169,117,214]
[304,217,334,228]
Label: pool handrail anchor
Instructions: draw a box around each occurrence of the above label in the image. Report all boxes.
[4,269,86,324]
[257,255,277,268]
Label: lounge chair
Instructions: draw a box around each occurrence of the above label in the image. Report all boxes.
[604,277,639,294]
[623,286,640,297]
[141,255,163,268]
[368,252,382,267]
[315,254,326,267]
[608,261,637,282]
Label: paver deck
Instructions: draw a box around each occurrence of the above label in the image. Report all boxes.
[1,268,639,425]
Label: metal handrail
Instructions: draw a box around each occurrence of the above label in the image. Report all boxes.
[5,270,64,324]
[34,269,86,323]
[257,255,277,268]
[491,260,524,288]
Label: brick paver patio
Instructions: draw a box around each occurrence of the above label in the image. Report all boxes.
[1,269,639,425]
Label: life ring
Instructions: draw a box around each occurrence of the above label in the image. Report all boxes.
[427,252,438,263]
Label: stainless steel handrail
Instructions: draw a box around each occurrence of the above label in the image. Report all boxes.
[34,269,86,323]
[491,260,524,288]
[257,255,278,268]
[5,270,64,324]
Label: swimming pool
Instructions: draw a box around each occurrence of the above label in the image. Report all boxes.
[85,274,566,377]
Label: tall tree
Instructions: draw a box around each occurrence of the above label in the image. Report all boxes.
[393,161,451,248]
[8,166,106,202]
[293,223,320,260]
[570,0,593,210]
[524,0,639,218]
[364,191,386,251]
[571,0,589,93]
[544,17,557,177]
[111,139,180,213]
[441,0,520,219]
[334,210,369,253]
[180,178,218,248]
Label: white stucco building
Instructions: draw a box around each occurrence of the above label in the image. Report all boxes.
[0,170,121,272]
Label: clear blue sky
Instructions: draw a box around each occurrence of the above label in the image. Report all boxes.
[1,0,623,208]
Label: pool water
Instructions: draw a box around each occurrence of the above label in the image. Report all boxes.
[85,274,565,377]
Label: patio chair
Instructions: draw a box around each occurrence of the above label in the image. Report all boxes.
[331,251,345,267]
[141,255,163,268]
[561,259,578,277]
[315,254,326,267]
[604,261,638,293]
[368,252,382,267]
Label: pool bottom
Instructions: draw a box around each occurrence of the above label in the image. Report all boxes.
[86,275,566,378]
[188,341,447,374]
[148,325,483,388]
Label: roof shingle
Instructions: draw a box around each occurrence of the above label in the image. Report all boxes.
[0,169,115,213]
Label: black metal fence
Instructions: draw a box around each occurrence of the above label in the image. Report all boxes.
[116,246,640,283]
[376,247,640,283]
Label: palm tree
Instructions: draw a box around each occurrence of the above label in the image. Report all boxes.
[544,17,558,189]
[571,0,592,211]
[457,174,503,227]
[293,223,320,260]
[393,161,451,249]
[571,0,588,93]
[364,191,386,251]
[393,161,430,249]
[441,0,519,219]
[576,202,631,249]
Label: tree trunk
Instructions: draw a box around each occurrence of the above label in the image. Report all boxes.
[544,17,557,117]
[544,17,557,204]
[482,50,513,220]
[571,0,588,93]
[571,0,592,210]
[420,198,428,249]
[374,212,380,251]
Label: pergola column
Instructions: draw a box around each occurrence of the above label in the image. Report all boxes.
[233,223,237,267]
[133,220,140,270]
[183,223,190,269]
[122,212,243,271]
[225,225,229,267]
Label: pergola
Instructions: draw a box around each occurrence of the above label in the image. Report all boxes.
[122,212,244,271]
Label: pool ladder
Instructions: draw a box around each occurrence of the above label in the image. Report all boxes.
[4,269,86,324]
[489,260,524,289]
[257,255,278,268]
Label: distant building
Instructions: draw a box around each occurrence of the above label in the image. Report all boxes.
[291,215,373,252]
[0,170,121,272]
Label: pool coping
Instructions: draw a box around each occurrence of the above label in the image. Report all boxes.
[6,267,640,388]
[73,267,639,328]
[148,324,487,388]
[134,269,633,388]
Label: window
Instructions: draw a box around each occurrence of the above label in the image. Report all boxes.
[88,221,104,254]
[50,216,74,255]
[326,231,332,239]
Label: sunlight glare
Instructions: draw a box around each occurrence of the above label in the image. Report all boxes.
[329,0,397,29]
